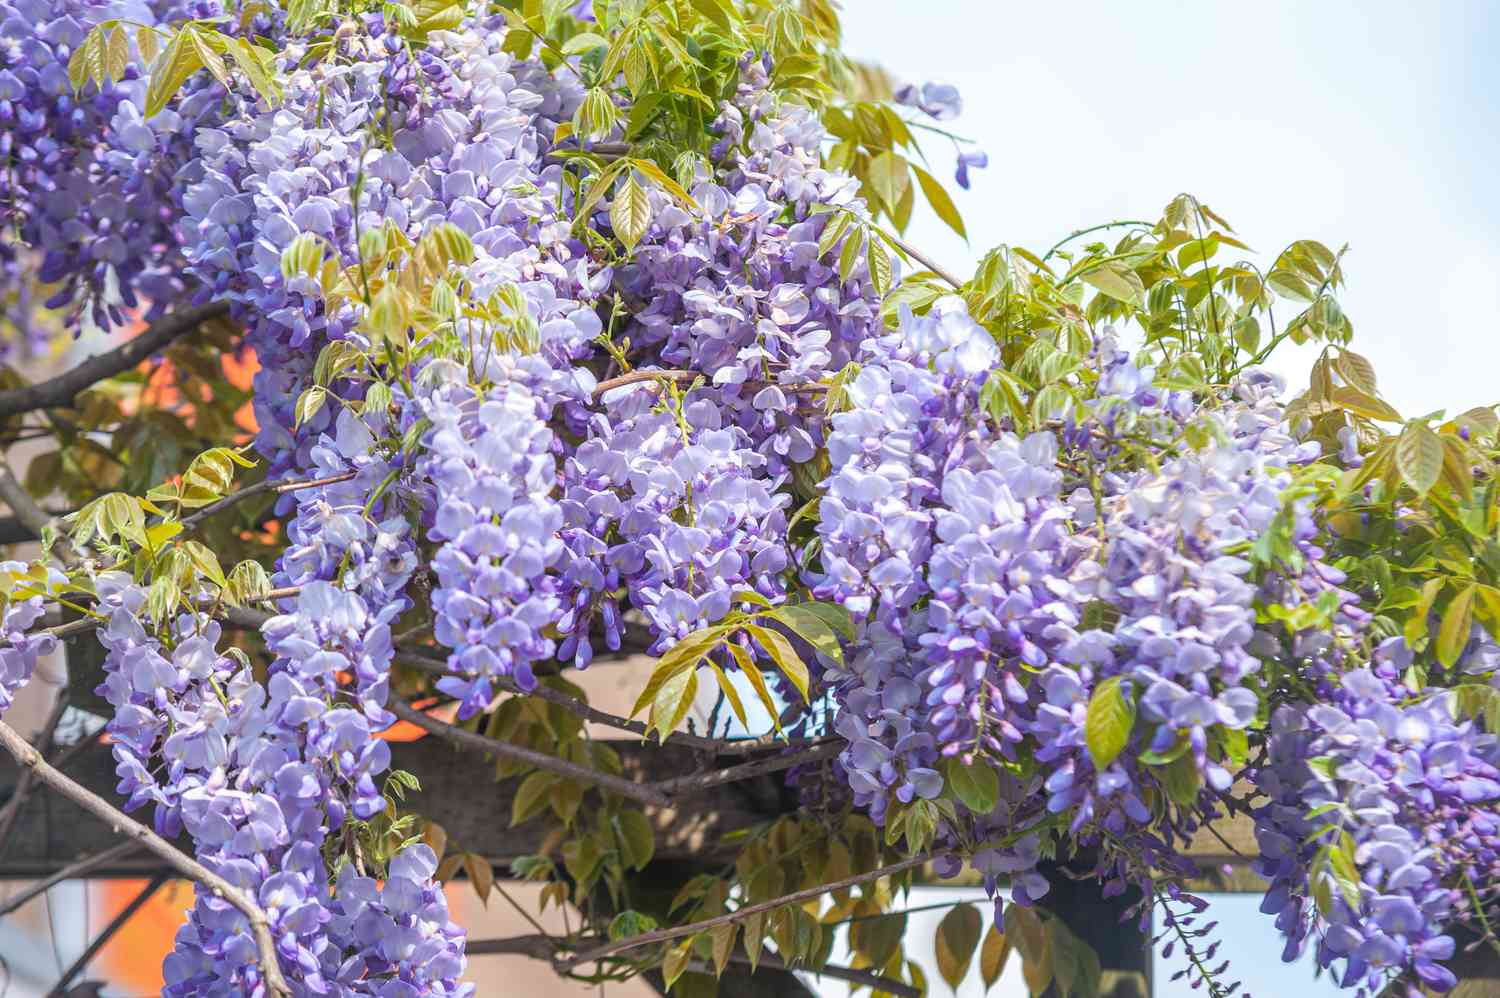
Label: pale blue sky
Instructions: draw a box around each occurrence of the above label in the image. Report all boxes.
[843,0,1500,419]
[810,2,1500,994]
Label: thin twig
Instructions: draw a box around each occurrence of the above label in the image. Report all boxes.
[881,230,965,289]
[0,718,291,997]
[652,741,842,795]
[556,853,930,970]
[47,873,167,997]
[0,840,142,918]
[41,586,302,641]
[0,303,230,423]
[592,370,829,400]
[175,470,357,533]
[386,697,673,809]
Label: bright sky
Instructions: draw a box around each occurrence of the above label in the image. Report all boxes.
[843,0,1500,420]
[811,2,1500,994]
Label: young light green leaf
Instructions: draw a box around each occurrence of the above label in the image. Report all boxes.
[1079,262,1143,304]
[912,162,966,239]
[727,642,780,731]
[1395,422,1443,495]
[630,625,724,717]
[867,236,893,298]
[1085,675,1134,770]
[1437,584,1476,669]
[649,664,698,742]
[767,603,844,664]
[610,172,652,253]
[705,660,750,729]
[746,624,809,703]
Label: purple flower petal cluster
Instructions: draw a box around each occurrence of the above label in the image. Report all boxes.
[613,60,879,472]
[0,0,227,329]
[413,356,573,711]
[1252,641,1500,995]
[558,381,792,663]
[0,561,61,709]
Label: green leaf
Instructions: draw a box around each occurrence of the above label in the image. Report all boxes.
[105,26,131,86]
[705,659,750,729]
[630,625,724,717]
[510,771,558,826]
[561,31,608,54]
[616,809,655,870]
[838,225,865,285]
[136,25,161,65]
[867,151,910,216]
[727,642,780,730]
[866,236,892,298]
[1161,752,1202,807]
[850,913,906,969]
[294,386,327,428]
[649,665,698,742]
[935,903,982,992]
[610,172,652,253]
[1396,422,1443,495]
[181,539,226,588]
[68,26,106,91]
[746,624,809,703]
[911,162,966,239]
[630,157,699,213]
[1437,584,1476,669]
[945,757,999,814]
[663,939,693,990]
[1048,917,1102,998]
[1004,904,1047,967]
[818,211,853,260]
[1079,262,1142,304]
[980,925,1011,993]
[1084,675,1134,770]
[767,603,844,664]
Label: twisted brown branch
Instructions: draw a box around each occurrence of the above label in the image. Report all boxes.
[0,718,290,996]
[0,302,231,423]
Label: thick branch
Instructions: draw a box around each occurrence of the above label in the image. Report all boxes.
[465,935,920,998]
[0,718,291,997]
[49,873,168,996]
[387,696,673,808]
[0,840,140,918]
[703,954,920,998]
[557,853,930,970]
[0,302,230,422]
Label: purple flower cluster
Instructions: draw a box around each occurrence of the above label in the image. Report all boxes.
[558,382,792,663]
[614,58,880,472]
[0,561,61,710]
[1252,640,1500,995]
[0,0,226,329]
[414,356,572,711]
